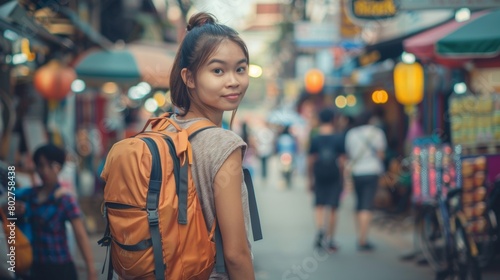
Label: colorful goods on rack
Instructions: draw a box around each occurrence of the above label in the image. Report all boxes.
[411,141,457,204]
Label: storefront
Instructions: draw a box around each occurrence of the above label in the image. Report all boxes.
[405,9,500,267]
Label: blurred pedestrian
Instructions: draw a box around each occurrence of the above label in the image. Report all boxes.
[345,110,387,251]
[15,143,97,280]
[308,108,345,252]
[276,125,298,188]
[240,120,256,176]
[254,123,275,180]
[168,12,255,279]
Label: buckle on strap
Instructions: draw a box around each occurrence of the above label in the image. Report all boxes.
[97,236,111,247]
[147,209,159,226]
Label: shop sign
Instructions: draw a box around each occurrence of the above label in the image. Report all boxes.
[350,0,398,20]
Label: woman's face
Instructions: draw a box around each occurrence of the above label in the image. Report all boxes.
[187,39,249,114]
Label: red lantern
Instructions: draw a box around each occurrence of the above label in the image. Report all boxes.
[34,60,76,100]
[304,69,324,94]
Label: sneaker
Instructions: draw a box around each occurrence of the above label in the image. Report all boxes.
[358,242,375,251]
[326,241,339,252]
[314,231,324,248]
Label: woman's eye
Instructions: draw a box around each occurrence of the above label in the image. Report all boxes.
[237,66,247,73]
[213,69,223,74]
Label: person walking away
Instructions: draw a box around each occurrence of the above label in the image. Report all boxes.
[345,111,387,251]
[15,143,97,280]
[308,108,345,252]
[167,12,255,279]
[254,123,275,180]
[276,125,298,188]
[240,121,256,177]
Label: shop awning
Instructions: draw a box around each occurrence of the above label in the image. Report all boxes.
[74,42,177,88]
[403,10,488,66]
[353,36,406,67]
[436,8,500,58]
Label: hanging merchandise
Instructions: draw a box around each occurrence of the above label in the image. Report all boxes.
[461,155,489,236]
[411,140,457,205]
[449,93,500,152]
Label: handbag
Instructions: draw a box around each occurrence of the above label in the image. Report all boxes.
[0,208,32,276]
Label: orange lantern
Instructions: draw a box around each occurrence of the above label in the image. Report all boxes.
[393,61,424,106]
[34,60,76,100]
[304,69,324,94]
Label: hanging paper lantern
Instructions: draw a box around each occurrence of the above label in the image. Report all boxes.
[393,61,424,106]
[34,60,76,100]
[304,69,324,94]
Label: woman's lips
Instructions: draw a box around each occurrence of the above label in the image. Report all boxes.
[223,94,240,100]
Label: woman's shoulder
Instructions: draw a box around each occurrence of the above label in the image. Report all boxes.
[195,127,245,146]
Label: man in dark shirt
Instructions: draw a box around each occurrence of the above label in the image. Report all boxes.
[308,108,345,252]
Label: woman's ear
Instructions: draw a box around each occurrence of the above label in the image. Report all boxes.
[181,68,195,88]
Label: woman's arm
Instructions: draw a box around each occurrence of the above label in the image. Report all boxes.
[214,148,255,279]
[70,218,97,280]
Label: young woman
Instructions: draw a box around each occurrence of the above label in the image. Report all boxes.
[168,12,255,279]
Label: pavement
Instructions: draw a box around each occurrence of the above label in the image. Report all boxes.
[72,155,500,280]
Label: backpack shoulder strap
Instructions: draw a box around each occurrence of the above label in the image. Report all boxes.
[186,119,218,139]
[140,137,166,280]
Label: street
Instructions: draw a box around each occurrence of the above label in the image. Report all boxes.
[251,156,500,280]
[74,156,500,280]
[251,156,434,280]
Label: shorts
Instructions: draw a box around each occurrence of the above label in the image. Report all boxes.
[314,181,343,208]
[352,174,380,211]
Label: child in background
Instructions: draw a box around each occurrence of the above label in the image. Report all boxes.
[16,143,96,280]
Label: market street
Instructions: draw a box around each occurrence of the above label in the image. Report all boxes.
[73,156,500,280]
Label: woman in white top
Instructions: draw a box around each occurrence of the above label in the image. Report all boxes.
[345,111,387,251]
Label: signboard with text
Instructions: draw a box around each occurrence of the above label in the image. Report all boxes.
[350,0,399,20]
[347,0,500,22]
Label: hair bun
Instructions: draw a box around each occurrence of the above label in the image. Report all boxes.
[187,12,216,31]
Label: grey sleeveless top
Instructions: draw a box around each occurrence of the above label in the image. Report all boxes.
[169,115,251,279]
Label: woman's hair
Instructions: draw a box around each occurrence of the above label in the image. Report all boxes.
[170,12,249,123]
[33,143,66,168]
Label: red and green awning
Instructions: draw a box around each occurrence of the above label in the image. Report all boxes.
[403,9,500,68]
[436,9,500,58]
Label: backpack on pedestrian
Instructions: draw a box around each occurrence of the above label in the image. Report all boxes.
[98,113,262,280]
[313,135,340,184]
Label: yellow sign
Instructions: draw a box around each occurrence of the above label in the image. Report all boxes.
[351,0,398,20]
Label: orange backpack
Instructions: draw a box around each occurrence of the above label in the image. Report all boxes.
[98,114,262,280]
[0,208,32,276]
